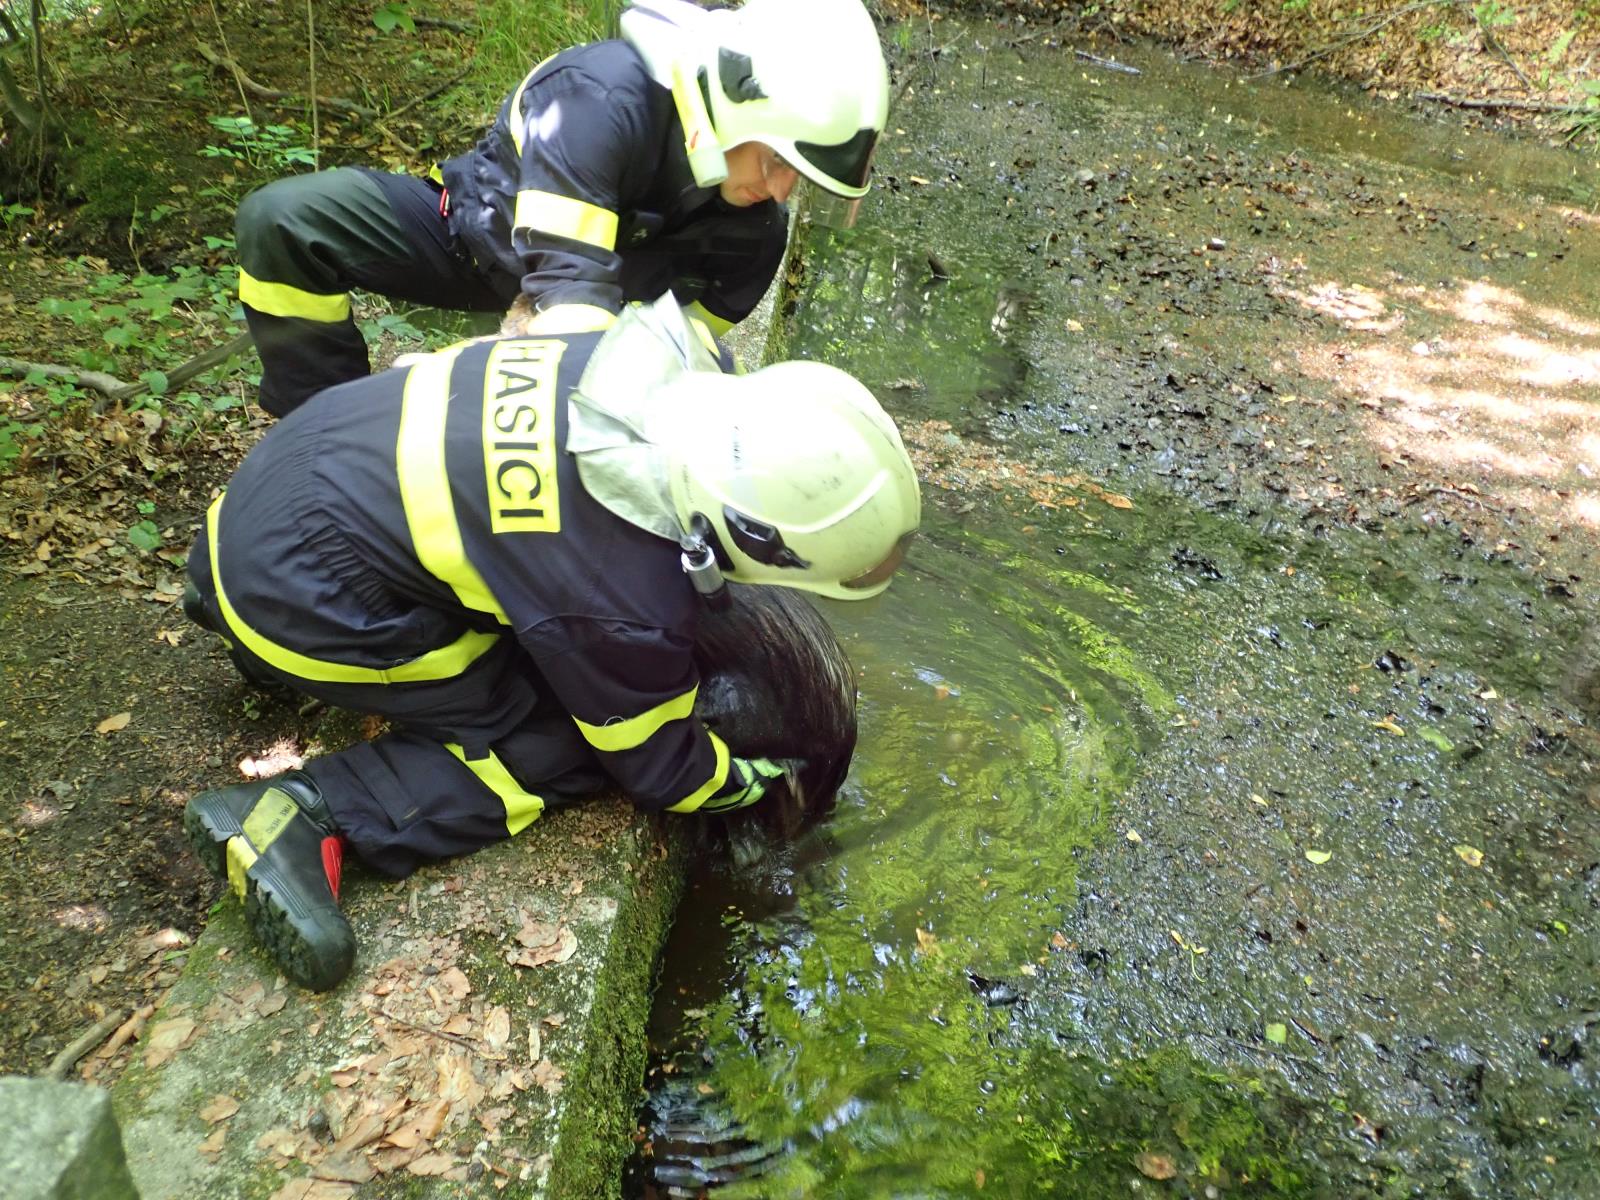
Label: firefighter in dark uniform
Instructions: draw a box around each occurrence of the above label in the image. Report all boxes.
[234,0,889,417]
[180,295,920,991]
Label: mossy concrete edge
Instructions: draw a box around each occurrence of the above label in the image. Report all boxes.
[112,802,686,1199]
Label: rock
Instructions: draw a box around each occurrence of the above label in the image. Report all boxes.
[0,1076,140,1199]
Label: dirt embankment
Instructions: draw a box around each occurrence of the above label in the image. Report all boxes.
[910,0,1598,133]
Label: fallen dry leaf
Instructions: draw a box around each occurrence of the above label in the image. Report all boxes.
[199,1094,240,1125]
[914,927,940,956]
[531,1057,565,1096]
[406,1152,457,1177]
[312,1151,375,1184]
[482,1006,512,1057]
[268,1181,356,1200]
[143,1016,196,1068]
[437,966,472,1001]
[197,1127,227,1159]
[506,924,578,969]
[96,711,132,735]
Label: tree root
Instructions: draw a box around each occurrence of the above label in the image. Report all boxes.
[195,41,380,120]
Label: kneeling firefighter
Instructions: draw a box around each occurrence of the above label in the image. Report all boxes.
[181,295,920,991]
[235,0,890,416]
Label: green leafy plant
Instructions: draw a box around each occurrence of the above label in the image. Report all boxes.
[1561,79,1600,144]
[127,520,163,553]
[0,414,46,470]
[201,116,317,173]
[1,202,36,231]
[1282,0,1311,12]
[373,2,416,34]
[1472,0,1517,29]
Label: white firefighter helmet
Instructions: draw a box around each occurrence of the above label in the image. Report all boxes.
[658,361,919,600]
[623,0,889,227]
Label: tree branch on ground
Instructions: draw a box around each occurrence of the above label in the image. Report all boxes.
[195,42,381,120]
[412,15,472,33]
[1415,90,1588,112]
[0,331,255,410]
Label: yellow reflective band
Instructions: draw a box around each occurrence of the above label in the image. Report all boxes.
[239,269,351,323]
[395,348,510,622]
[226,836,257,899]
[686,302,734,338]
[508,53,559,157]
[666,731,732,814]
[525,304,617,335]
[574,685,698,754]
[513,190,619,251]
[207,495,501,684]
[242,787,298,853]
[446,743,545,836]
[482,339,563,535]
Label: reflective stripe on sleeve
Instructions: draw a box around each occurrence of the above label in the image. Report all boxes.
[665,731,733,814]
[445,743,546,836]
[573,685,698,753]
[512,190,619,251]
[206,495,501,684]
[395,347,511,623]
[239,269,351,323]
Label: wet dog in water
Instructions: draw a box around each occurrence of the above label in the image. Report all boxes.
[692,583,858,839]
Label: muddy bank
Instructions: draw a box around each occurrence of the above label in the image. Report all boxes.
[923,0,1600,136]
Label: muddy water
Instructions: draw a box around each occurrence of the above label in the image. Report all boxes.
[633,21,1599,1199]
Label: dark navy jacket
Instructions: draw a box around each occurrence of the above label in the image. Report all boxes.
[208,333,728,811]
[440,40,786,325]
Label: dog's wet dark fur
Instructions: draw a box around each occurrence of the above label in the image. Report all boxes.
[691,584,857,838]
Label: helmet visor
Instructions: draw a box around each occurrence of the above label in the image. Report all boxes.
[795,127,879,194]
[841,530,916,593]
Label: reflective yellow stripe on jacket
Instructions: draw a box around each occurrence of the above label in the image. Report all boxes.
[573,686,698,753]
[395,346,510,623]
[514,190,618,251]
[666,731,733,813]
[206,495,499,685]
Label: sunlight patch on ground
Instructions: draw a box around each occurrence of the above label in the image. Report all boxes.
[55,904,112,931]
[17,799,59,828]
[239,738,305,779]
[1288,275,1600,534]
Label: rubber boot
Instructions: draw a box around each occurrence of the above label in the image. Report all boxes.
[184,771,357,991]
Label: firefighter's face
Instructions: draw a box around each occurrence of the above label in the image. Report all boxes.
[720,142,799,207]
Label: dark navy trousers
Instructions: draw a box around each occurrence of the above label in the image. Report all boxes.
[187,526,609,878]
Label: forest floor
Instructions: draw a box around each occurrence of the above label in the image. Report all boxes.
[1,0,1595,1112]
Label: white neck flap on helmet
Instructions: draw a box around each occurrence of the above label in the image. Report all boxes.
[566,294,722,543]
